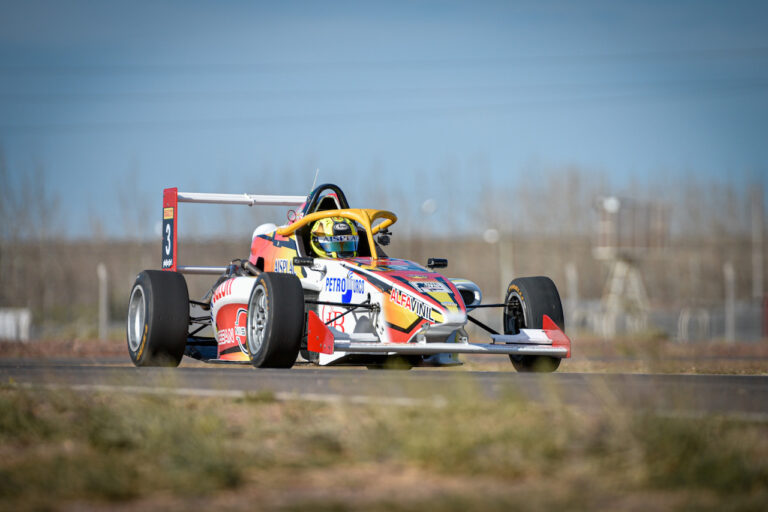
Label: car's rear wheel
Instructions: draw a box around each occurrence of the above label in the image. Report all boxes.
[504,276,564,373]
[126,270,189,367]
[246,272,305,368]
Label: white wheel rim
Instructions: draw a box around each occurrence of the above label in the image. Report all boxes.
[506,292,527,331]
[248,284,268,355]
[512,292,528,327]
[127,285,146,352]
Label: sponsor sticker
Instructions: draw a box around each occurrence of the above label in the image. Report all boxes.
[217,308,248,355]
[234,307,248,353]
[411,280,450,293]
[217,328,232,345]
[322,234,356,243]
[325,271,365,303]
[163,207,174,220]
[390,288,435,322]
[333,222,350,232]
[212,279,234,304]
[274,258,294,274]
[320,305,347,332]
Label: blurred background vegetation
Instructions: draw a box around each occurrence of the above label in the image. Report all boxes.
[0,152,764,343]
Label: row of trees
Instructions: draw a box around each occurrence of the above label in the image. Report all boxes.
[0,149,764,337]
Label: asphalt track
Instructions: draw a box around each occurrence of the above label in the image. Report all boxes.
[1,356,766,419]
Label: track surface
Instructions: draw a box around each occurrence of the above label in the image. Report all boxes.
[1,357,766,419]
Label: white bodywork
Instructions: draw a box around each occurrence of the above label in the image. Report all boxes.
[163,187,570,366]
[291,260,383,365]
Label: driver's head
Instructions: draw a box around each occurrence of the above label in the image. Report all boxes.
[310,217,359,258]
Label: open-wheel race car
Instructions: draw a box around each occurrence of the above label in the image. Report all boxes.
[126,183,571,371]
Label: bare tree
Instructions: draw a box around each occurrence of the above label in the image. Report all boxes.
[116,163,151,240]
[0,147,13,241]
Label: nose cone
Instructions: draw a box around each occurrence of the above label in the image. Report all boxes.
[426,305,467,338]
[348,258,468,343]
[396,274,467,332]
[433,304,466,324]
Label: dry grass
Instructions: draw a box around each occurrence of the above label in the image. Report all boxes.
[0,384,767,511]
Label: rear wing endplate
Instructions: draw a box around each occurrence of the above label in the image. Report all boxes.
[162,187,306,274]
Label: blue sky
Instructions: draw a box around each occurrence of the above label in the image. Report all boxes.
[1,1,767,238]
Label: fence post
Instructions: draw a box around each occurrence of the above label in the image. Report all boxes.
[97,263,108,341]
[565,262,578,325]
[764,297,768,339]
[751,186,764,301]
[724,262,735,343]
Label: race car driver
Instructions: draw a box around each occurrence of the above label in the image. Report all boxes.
[310,217,359,258]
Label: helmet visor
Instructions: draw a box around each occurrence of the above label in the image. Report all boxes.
[315,234,358,256]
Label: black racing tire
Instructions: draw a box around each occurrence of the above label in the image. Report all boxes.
[126,270,189,367]
[246,272,305,368]
[503,276,564,373]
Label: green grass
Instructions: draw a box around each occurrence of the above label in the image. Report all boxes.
[0,385,766,511]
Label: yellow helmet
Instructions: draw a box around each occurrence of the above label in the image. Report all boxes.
[310,217,359,258]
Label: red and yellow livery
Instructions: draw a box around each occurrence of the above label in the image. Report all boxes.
[126,183,571,372]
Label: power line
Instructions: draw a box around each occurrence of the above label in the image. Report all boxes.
[1,81,765,136]
[1,46,768,75]
[1,77,767,104]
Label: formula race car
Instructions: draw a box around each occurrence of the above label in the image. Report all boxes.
[126,183,571,371]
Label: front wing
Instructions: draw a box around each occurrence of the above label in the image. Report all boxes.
[307,311,571,358]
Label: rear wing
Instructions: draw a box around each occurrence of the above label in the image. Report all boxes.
[162,187,306,274]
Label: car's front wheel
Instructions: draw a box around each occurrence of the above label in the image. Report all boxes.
[246,272,305,368]
[503,276,564,373]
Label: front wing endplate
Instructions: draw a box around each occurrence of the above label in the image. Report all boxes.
[307,311,334,355]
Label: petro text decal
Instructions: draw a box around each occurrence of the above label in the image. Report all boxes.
[325,271,365,303]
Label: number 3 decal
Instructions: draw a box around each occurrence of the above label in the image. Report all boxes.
[165,223,171,255]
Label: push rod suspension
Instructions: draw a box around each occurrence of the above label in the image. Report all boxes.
[305,299,375,326]
[467,315,500,335]
[304,299,377,310]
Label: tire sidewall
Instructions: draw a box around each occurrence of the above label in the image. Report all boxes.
[127,276,150,365]
[247,277,273,367]
[246,272,304,368]
[504,276,564,373]
[504,277,564,332]
[126,270,189,367]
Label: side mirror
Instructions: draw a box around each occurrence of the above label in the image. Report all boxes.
[427,258,448,269]
[376,228,392,247]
